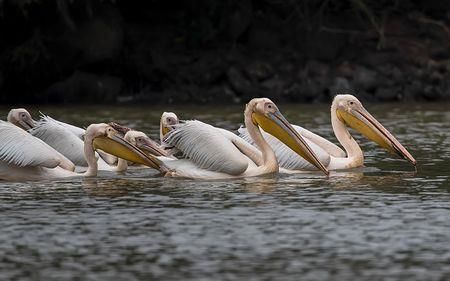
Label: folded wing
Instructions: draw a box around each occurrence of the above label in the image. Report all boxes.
[30,118,87,166]
[0,121,74,169]
[164,121,249,175]
[39,114,85,140]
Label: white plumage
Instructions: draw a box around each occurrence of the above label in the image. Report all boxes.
[238,125,333,170]
[238,94,415,171]
[146,98,330,178]
[0,121,65,168]
[0,121,77,181]
[164,121,250,175]
[0,121,149,181]
[39,114,85,139]
[29,114,113,170]
[30,117,87,166]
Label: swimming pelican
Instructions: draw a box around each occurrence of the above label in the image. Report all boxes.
[133,98,329,179]
[0,122,154,181]
[239,94,416,171]
[160,112,179,140]
[114,130,168,171]
[7,108,117,167]
[7,108,36,130]
[8,108,84,138]
[109,111,180,158]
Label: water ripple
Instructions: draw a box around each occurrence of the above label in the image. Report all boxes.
[0,103,449,280]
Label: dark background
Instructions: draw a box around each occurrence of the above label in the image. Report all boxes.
[1,0,450,104]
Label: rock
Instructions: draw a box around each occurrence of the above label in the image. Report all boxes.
[244,61,273,82]
[247,27,281,50]
[422,85,442,100]
[430,47,450,60]
[186,53,226,85]
[335,62,355,78]
[441,80,450,100]
[390,66,403,81]
[205,85,240,104]
[261,75,284,98]
[282,83,302,101]
[46,71,122,103]
[403,80,423,100]
[329,77,352,93]
[227,0,253,43]
[297,80,324,102]
[300,30,347,61]
[51,5,124,68]
[0,71,3,96]
[353,65,378,90]
[227,66,253,96]
[359,52,393,68]
[375,87,401,101]
[159,89,186,104]
[429,71,443,85]
[305,60,329,78]
[279,61,296,74]
[416,0,450,14]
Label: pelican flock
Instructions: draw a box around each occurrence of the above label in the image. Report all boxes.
[239,94,416,171]
[0,122,154,181]
[0,95,416,181]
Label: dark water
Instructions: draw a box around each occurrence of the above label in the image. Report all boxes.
[1,103,449,281]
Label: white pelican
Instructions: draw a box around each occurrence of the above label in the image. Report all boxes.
[239,94,416,171]
[0,122,154,181]
[109,111,180,158]
[114,130,167,171]
[160,112,179,141]
[8,108,84,138]
[7,108,36,130]
[133,98,329,179]
[7,108,117,167]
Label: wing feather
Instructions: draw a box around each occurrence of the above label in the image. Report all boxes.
[238,126,331,170]
[164,121,248,175]
[30,118,87,166]
[0,121,64,168]
[215,127,262,166]
[39,114,85,140]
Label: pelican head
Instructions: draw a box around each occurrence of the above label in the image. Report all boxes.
[123,130,167,160]
[7,108,36,130]
[333,94,416,166]
[246,98,329,175]
[87,123,157,167]
[160,112,179,137]
[123,131,147,146]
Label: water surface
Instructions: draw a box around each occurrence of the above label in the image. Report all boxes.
[1,103,449,280]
